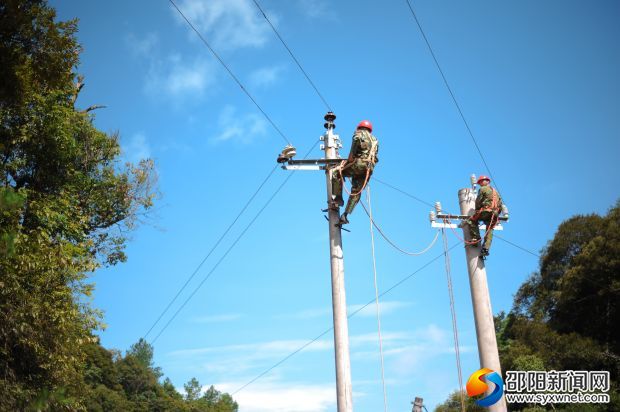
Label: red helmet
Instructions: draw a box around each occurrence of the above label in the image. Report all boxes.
[357,120,373,132]
[477,175,491,185]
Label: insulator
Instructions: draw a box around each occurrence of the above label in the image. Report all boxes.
[502,204,509,216]
[429,210,436,222]
[471,174,477,187]
[281,145,296,159]
[434,201,442,214]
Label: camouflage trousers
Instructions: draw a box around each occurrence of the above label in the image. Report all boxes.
[331,160,373,215]
[465,211,499,250]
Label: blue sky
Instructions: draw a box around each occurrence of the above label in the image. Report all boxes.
[52,0,619,410]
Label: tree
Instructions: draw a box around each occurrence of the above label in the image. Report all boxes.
[437,202,620,411]
[434,390,485,412]
[185,377,203,402]
[0,0,156,408]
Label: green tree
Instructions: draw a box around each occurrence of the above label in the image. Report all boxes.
[185,377,203,402]
[0,0,156,408]
[434,390,485,412]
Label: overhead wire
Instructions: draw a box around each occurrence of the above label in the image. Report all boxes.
[373,178,434,208]
[251,0,333,112]
[145,0,329,341]
[441,228,465,412]
[373,178,541,257]
[149,141,320,344]
[403,0,503,196]
[143,164,279,339]
[168,0,291,145]
[366,186,389,412]
[232,242,461,395]
[360,198,439,256]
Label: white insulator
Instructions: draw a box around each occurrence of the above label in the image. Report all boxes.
[502,204,509,216]
[471,174,477,187]
[429,210,436,222]
[434,201,442,214]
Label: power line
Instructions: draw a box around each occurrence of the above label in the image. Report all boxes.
[403,0,502,196]
[149,142,319,344]
[168,0,291,145]
[374,177,541,258]
[496,235,541,258]
[252,0,333,112]
[233,243,460,395]
[151,172,294,344]
[373,178,434,208]
[143,164,279,339]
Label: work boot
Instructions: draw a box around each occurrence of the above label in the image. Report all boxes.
[327,200,340,211]
[334,195,344,207]
[480,247,490,259]
[339,213,350,225]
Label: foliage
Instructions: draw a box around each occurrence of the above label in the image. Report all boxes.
[0,2,242,411]
[501,202,620,411]
[437,203,620,411]
[434,390,485,412]
[82,339,238,412]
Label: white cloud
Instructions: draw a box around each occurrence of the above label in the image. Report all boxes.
[211,105,268,144]
[249,65,284,88]
[168,337,332,375]
[190,313,243,323]
[176,0,275,50]
[348,300,414,318]
[297,0,331,19]
[126,32,158,57]
[123,133,151,162]
[216,380,335,412]
[278,300,414,320]
[146,54,216,98]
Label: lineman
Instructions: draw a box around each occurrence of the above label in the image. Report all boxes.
[331,120,379,225]
[465,175,503,258]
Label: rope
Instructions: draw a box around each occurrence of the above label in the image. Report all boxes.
[446,218,481,246]
[366,187,388,412]
[359,199,439,256]
[337,161,371,197]
[441,229,465,412]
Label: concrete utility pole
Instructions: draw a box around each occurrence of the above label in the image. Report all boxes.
[324,113,354,412]
[458,187,507,412]
[278,112,353,412]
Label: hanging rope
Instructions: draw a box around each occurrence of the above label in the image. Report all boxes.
[441,228,466,412]
[359,200,439,256]
[366,186,388,412]
[445,218,481,246]
[337,161,372,197]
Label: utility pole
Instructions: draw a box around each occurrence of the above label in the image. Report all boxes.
[428,177,508,412]
[458,186,507,412]
[278,112,353,412]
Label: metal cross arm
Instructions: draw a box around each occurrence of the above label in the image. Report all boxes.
[436,213,509,222]
[428,202,509,230]
[280,158,343,171]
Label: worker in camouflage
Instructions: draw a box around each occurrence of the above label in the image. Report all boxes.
[465,175,503,258]
[331,120,379,225]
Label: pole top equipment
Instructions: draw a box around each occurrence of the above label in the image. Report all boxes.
[324,111,336,130]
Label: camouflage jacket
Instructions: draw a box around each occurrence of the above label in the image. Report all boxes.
[475,186,502,213]
[350,129,379,164]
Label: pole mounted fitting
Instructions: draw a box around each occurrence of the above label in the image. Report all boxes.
[324,111,336,130]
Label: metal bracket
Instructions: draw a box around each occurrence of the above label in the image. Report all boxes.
[431,221,504,231]
[281,158,342,171]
